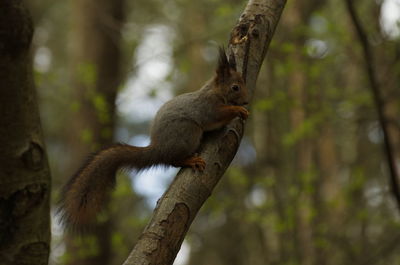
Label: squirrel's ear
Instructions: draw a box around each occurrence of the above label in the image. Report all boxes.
[216,47,229,74]
[216,47,230,83]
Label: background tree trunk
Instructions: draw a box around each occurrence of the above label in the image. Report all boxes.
[64,0,125,264]
[0,1,51,265]
[122,0,287,264]
[344,0,400,212]
[282,2,326,264]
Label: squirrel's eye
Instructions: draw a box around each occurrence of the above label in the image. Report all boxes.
[231,85,240,92]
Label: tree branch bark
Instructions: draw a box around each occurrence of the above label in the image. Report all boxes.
[344,0,400,213]
[122,0,286,264]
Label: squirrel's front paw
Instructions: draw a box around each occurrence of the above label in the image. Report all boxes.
[237,106,249,120]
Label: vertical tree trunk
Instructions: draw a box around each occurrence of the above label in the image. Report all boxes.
[287,52,314,265]
[0,1,51,265]
[64,0,125,264]
[314,119,342,265]
[344,0,400,212]
[280,2,326,263]
[179,2,209,93]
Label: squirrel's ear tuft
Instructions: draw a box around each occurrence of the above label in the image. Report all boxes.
[216,46,229,76]
[216,46,236,83]
[216,46,238,84]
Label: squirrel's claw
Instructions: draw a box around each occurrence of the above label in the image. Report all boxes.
[176,156,206,172]
[190,156,206,172]
[238,106,249,120]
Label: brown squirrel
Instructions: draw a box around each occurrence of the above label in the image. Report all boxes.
[58,47,249,230]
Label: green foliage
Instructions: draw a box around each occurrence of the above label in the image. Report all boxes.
[254,90,289,112]
[80,128,93,144]
[70,100,81,112]
[282,112,326,146]
[78,62,97,88]
[92,93,111,124]
[228,167,250,188]
[62,235,100,262]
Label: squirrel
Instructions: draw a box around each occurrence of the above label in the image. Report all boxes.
[58,47,249,230]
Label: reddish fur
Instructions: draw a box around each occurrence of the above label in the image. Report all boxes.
[58,144,156,231]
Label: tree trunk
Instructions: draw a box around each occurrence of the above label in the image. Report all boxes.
[122,0,287,264]
[64,0,125,264]
[0,1,51,265]
[278,1,326,264]
[344,0,400,212]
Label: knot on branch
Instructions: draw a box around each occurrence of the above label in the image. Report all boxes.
[12,183,48,218]
[21,142,44,171]
[231,14,265,44]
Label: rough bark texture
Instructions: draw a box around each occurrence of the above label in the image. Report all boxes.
[0,1,51,265]
[123,1,287,264]
[64,0,124,264]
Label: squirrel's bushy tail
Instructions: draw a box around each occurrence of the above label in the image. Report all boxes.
[58,143,156,231]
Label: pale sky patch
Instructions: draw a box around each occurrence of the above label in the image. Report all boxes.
[381,0,400,38]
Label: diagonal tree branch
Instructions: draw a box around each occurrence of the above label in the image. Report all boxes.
[123,1,287,264]
[344,0,400,213]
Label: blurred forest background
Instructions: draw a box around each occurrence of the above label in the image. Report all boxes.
[25,0,400,264]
